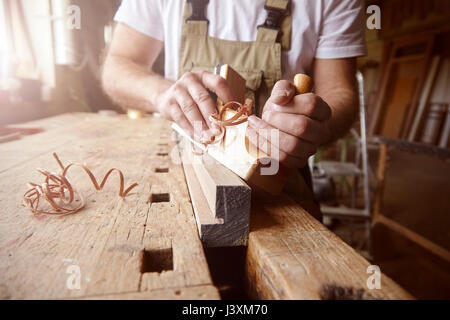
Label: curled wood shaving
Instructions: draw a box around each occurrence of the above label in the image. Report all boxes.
[23,153,138,216]
[204,98,253,149]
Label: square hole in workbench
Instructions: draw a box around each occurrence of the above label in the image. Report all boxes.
[154,168,169,173]
[149,193,170,203]
[141,248,173,273]
[156,152,169,156]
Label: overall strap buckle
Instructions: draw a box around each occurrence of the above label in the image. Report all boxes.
[257,0,290,39]
[186,0,209,24]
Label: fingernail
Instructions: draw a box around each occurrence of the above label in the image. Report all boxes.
[273,89,292,97]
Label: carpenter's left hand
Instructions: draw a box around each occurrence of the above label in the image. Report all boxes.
[246,80,332,168]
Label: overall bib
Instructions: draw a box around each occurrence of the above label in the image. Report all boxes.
[178,0,321,220]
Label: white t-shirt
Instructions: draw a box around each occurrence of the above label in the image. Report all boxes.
[114,0,367,81]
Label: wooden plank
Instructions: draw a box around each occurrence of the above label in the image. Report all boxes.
[246,193,413,300]
[376,214,450,263]
[408,56,441,141]
[81,285,219,300]
[0,113,100,173]
[373,144,388,224]
[439,105,450,148]
[379,75,417,138]
[0,132,21,144]
[0,113,217,299]
[173,118,289,196]
[369,35,434,136]
[217,64,246,104]
[180,144,251,247]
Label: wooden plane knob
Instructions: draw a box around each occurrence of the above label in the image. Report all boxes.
[293,74,313,95]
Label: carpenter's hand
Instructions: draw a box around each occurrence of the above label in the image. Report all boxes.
[156,71,234,141]
[247,80,332,168]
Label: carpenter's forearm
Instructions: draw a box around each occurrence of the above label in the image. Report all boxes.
[320,86,359,144]
[312,58,359,145]
[101,55,172,113]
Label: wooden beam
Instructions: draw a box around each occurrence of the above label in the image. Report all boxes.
[373,143,388,224]
[246,193,413,300]
[408,56,441,141]
[180,141,251,247]
[376,214,450,263]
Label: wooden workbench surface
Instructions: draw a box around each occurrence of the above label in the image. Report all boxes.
[247,194,413,299]
[0,112,218,299]
[0,112,412,300]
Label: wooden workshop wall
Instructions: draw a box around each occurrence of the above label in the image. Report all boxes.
[359,0,450,146]
[356,1,450,299]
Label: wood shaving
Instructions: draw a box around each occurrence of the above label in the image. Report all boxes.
[23,153,138,216]
[206,98,253,148]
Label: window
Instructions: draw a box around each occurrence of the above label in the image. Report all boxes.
[0,0,10,79]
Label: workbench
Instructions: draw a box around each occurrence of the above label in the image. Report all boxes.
[0,112,412,300]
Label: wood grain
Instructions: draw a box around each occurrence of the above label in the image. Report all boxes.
[369,34,435,138]
[180,144,251,247]
[246,192,413,300]
[81,285,220,300]
[0,113,218,299]
[219,64,246,104]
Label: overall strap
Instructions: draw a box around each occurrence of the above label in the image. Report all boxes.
[257,0,291,49]
[182,0,209,36]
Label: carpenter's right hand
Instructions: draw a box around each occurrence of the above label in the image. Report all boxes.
[156,71,235,142]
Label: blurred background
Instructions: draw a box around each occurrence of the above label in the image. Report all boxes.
[0,0,122,124]
[0,0,449,299]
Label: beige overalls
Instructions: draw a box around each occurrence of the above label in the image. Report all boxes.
[178,0,321,220]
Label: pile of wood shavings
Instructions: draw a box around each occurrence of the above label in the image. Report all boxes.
[22,153,138,216]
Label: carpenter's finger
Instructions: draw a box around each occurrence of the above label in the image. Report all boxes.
[196,71,235,103]
[261,111,324,144]
[184,77,221,134]
[247,115,317,159]
[246,125,308,168]
[169,103,194,138]
[173,84,209,132]
[266,80,296,107]
[271,93,332,121]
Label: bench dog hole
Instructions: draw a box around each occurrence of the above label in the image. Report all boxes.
[154,168,169,173]
[149,193,170,203]
[140,248,173,273]
[157,152,169,156]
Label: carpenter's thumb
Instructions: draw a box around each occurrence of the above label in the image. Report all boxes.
[268,80,296,106]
